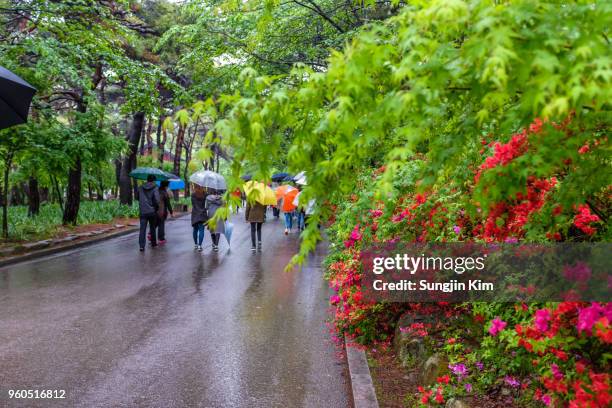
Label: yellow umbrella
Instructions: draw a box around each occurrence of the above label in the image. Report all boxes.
[244,181,277,205]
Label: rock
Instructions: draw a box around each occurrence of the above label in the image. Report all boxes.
[0,247,15,256]
[22,240,51,250]
[52,236,78,244]
[394,312,437,368]
[396,335,426,368]
[128,222,139,227]
[446,398,469,408]
[22,239,51,250]
[114,224,125,228]
[421,353,448,386]
[501,387,512,396]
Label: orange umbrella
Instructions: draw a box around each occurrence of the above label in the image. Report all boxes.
[275,184,295,200]
[281,188,299,212]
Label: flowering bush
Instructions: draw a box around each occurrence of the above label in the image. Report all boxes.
[325,119,610,405]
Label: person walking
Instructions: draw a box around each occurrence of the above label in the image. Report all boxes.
[191,186,208,252]
[294,190,316,230]
[281,191,296,235]
[245,200,265,252]
[157,180,173,244]
[206,190,225,252]
[138,174,160,252]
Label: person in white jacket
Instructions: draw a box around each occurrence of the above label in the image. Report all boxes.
[293,191,315,231]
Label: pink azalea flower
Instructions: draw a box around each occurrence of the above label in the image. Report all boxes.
[465,383,472,393]
[330,295,341,305]
[370,209,383,218]
[534,309,551,332]
[453,225,461,235]
[350,226,362,241]
[577,303,605,333]
[504,376,520,388]
[488,318,507,336]
[541,394,551,406]
[551,363,563,380]
[449,363,468,380]
[563,261,592,282]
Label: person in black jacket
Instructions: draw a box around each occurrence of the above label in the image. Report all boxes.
[191,186,208,252]
[138,174,160,251]
[157,180,174,244]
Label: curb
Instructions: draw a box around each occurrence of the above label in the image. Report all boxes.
[0,226,138,268]
[345,337,379,408]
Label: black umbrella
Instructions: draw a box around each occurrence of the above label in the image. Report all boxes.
[240,174,252,181]
[0,66,36,130]
[272,172,292,182]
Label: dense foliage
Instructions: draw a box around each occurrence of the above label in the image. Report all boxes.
[203,0,610,262]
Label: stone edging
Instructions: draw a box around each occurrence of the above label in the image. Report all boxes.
[0,225,139,268]
[345,337,380,408]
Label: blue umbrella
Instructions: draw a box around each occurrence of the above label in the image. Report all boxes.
[272,172,292,182]
[223,221,233,245]
[156,179,185,190]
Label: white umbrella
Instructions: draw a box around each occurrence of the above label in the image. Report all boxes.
[189,170,226,190]
[293,171,307,185]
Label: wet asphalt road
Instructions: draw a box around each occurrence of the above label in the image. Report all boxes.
[0,212,350,408]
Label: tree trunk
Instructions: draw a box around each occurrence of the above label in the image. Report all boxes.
[146,116,154,155]
[40,187,49,203]
[63,157,82,225]
[51,175,63,211]
[63,97,87,225]
[97,179,104,201]
[2,153,13,239]
[184,149,191,198]
[158,117,167,167]
[139,116,146,156]
[114,159,121,187]
[10,184,25,205]
[27,176,40,216]
[119,112,145,205]
[172,123,185,200]
[215,147,220,173]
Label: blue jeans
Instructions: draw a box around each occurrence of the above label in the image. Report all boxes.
[297,211,305,230]
[284,212,293,230]
[192,222,205,245]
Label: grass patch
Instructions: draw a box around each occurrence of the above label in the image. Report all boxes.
[6,200,139,241]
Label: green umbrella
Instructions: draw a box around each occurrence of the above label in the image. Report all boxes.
[129,167,171,181]
[164,171,181,181]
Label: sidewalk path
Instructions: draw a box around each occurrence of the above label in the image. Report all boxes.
[0,212,350,408]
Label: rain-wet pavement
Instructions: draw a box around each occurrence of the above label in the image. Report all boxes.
[0,212,351,408]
